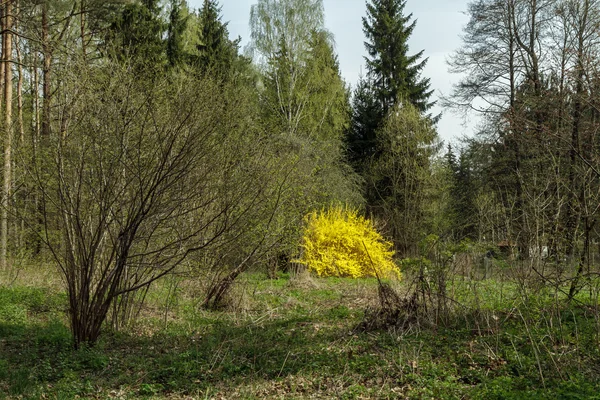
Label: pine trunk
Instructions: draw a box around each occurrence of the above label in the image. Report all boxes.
[1,0,13,270]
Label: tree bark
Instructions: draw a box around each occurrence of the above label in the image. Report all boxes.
[14,0,22,249]
[1,0,13,270]
[15,0,22,145]
[565,0,589,260]
[0,4,5,114]
[41,1,51,139]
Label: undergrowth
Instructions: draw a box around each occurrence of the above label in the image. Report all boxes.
[1,268,600,399]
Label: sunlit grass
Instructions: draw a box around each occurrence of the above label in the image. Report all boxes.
[1,264,600,398]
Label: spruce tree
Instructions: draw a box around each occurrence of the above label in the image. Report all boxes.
[363,0,434,115]
[108,0,166,69]
[346,0,438,253]
[301,30,351,142]
[346,77,381,169]
[196,0,238,76]
[445,144,477,241]
[455,150,477,240]
[167,0,187,67]
[347,0,434,169]
[445,144,457,173]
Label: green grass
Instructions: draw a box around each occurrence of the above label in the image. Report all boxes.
[1,271,600,399]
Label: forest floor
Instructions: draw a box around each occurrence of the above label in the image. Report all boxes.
[1,264,600,399]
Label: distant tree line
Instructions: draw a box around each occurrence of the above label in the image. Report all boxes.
[444,0,600,299]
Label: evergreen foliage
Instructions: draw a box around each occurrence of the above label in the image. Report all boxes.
[107,0,166,69]
[251,0,333,137]
[363,0,434,116]
[346,77,382,168]
[250,0,361,215]
[445,144,457,173]
[301,30,351,142]
[445,144,478,241]
[167,0,187,67]
[196,0,239,75]
[367,102,440,254]
[263,29,350,141]
[347,0,435,164]
[346,1,438,255]
[5,2,600,392]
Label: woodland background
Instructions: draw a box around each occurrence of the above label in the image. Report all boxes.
[1,0,600,398]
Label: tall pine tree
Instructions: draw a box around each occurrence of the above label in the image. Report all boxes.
[107,0,166,70]
[445,144,477,241]
[195,0,239,76]
[346,77,381,169]
[167,0,188,67]
[347,0,434,169]
[363,0,434,115]
[346,0,438,254]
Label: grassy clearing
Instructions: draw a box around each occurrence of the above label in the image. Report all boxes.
[1,267,600,399]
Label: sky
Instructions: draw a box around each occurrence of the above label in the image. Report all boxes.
[189,0,475,143]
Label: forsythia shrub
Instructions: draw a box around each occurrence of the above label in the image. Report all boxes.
[297,206,400,278]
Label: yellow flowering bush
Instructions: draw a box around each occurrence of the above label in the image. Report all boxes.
[297,206,400,279]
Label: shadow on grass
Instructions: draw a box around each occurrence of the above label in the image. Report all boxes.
[0,311,364,398]
[2,285,600,398]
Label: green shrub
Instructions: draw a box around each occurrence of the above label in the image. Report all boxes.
[0,303,27,324]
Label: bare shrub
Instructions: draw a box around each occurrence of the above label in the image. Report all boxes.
[22,63,285,347]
